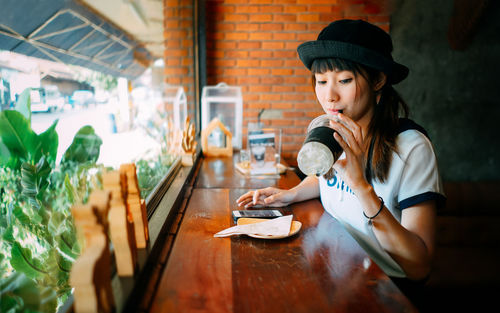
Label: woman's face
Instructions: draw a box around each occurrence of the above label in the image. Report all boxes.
[314,69,375,131]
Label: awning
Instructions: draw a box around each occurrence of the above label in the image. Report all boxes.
[0,0,153,79]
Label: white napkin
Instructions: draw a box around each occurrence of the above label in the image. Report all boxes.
[214,215,293,238]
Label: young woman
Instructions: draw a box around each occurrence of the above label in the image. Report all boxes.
[236,19,445,284]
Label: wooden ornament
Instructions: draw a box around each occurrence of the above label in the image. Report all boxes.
[70,193,115,313]
[70,226,115,313]
[108,203,137,276]
[102,169,137,276]
[167,116,183,156]
[88,190,111,233]
[120,163,149,249]
[181,116,197,166]
[201,117,233,157]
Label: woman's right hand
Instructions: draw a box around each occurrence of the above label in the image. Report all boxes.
[236,187,296,208]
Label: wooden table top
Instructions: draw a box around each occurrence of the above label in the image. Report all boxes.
[148,156,417,313]
[195,154,301,190]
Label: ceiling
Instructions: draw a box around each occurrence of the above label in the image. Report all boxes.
[80,0,164,60]
[0,0,162,79]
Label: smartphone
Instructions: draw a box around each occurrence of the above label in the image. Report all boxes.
[232,209,283,222]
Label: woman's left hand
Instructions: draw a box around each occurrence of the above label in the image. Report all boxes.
[329,114,370,192]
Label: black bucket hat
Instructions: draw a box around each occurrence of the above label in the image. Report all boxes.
[297,19,409,84]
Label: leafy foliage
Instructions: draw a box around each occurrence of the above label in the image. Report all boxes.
[0,89,102,312]
[0,87,174,312]
[136,154,175,199]
[60,126,102,166]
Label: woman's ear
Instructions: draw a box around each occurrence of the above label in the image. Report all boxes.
[373,73,387,92]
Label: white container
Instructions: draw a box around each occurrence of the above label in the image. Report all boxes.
[297,114,343,176]
[163,86,187,130]
[201,82,242,149]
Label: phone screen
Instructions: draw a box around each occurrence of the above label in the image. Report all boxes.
[232,210,282,221]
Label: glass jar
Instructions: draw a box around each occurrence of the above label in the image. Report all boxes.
[297,114,343,176]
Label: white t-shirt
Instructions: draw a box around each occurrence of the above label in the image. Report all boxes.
[318,127,445,278]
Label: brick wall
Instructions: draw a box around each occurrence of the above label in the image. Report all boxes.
[164,0,391,165]
[163,0,196,117]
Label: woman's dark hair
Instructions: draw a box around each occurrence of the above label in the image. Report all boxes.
[311,58,409,183]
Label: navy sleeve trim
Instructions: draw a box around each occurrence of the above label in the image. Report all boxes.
[398,192,446,210]
[398,118,430,140]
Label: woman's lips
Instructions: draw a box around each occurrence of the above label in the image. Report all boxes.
[327,109,343,114]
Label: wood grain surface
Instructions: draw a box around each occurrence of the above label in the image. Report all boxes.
[148,157,417,313]
[149,188,234,313]
[195,154,300,189]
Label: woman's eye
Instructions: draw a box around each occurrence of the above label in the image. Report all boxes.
[339,78,353,84]
[316,80,327,85]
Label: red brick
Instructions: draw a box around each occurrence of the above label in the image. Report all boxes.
[260,23,284,31]
[182,58,193,66]
[249,50,273,58]
[259,5,283,13]
[166,77,181,85]
[294,68,311,76]
[273,32,297,41]
[165,20,180,28]
[237,59,260,67]
[238,41,261,49]
[271,68,293,76]
[248,32,273,41]
[214,23,236,32]
[224,68,247,76]
[262,42,284,50]
[249,14,273,22]
[284,5,308,13]
[271,102,293,109]
[248,85,271,92]
[284,23,308,31]
[165,40,181,48]
[235,23,260,32]
[215,42,237,50]
[261,76,284,85]
[284,59,302,67]
[319,13,344,23]
[235,5,259,13]
[283,111,305,118]
[260,93,282,101]
[273,50,297,59]
[261,59,284,67]
[166,48,188,57]
[284,76,308,85]
[225,13,249,22]
[272,85,294,93]
[297,33,317,41]
[295,102,318,110]
[273,14,297,22]
[283,93,305,102]
[242,93,260,101]
[237,76,260,87]
[226,50,249,58]
[298,13,320,22]
[248,68,270,76]
[225,32,249,40]
[309,5,334,13]
[166,58,181,66]
[247,102,271,109]
[268,119,290,127]
[214,59,237,67]
[180,8,192,18]
[285,41,301,51]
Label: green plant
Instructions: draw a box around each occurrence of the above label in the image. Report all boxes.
[136,154,175,199]
[0,88,103,312]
